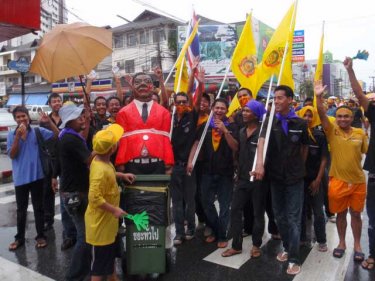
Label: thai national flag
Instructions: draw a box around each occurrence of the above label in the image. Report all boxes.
[186,11,200,103]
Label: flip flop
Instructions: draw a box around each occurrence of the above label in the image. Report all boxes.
[221,248,242,257]
[276,251,288,262]
[251,247,261,258]
[361,258,375,270]
[332,248,345,258]
[36,238,47,249]
[9,240,24,251]
[205,236,216,243]
[286,263,301,275]
[353,251,365,262]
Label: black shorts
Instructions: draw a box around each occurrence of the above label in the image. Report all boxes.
[90,240,120,276]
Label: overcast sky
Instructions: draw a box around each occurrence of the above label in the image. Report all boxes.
[65,0,375,90]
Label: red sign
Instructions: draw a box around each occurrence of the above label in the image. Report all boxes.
[292,56,305,63]
[0,0,41,41]
[293,36,304,43]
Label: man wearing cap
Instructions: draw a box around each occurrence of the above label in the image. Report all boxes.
[55,103,95,281]
[222,100,266,258]
[115,72,174,174]
[315,80,368,262]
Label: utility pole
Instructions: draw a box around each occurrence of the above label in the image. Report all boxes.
[369,76,375,92]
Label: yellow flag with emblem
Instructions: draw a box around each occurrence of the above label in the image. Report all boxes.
[254,2,297,94]
[228,13,257,116]
[313,23,324,108]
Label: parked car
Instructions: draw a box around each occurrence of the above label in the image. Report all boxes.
[27,105,52,122]
[0,108,17,144]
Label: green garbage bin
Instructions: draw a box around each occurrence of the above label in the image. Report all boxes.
[124,174,170,274]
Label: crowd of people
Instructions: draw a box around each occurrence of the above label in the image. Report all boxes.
[6,56,375,279]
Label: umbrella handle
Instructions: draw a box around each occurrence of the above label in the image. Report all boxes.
[79,75,91,107]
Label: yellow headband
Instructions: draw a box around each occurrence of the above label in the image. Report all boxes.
[336,107,353,117]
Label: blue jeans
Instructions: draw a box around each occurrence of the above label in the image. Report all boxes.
[63,194,90,281]
[201,174,233,241]
[271,180,304,264]
[367,177,375,258]
[59,195,77,240]
[170,164,196,237]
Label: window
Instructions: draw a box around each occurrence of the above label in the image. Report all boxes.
[115,60,125,69]
[140,30,149,44]
[8,77,19,85]
[127,33,137,47]
[125,60,135,74]
[114,34,125,49]
[24,76,35,84]
[153,29,166,43]
[151,57,159,68]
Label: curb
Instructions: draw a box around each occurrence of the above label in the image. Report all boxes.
[0,170,13,184]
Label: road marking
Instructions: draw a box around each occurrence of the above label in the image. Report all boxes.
[0,256,55,281]
[0,183,14,193]
[54,214,61,220]
[293,217,353,281]
[0,194,17,204]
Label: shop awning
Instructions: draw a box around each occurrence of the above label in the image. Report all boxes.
[26,94,49,105]
[6,95,23,105]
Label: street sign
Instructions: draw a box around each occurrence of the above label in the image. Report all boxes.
[294,30,304,36]
[7,57,30,73]
[293,36,304,43]
[292,56,305,63]
[292,49,305,56]
[293,43,304,49]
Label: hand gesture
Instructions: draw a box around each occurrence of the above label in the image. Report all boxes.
[113,207,126,219]
[39,111,50,124]
[314,80,327,97]
[121,173,136,184]
[16,123,27,140]
[192,56,200,72]
[343,57,353,71]
[196,66,205,83]
[153,66,163,81]
[214,118,227,133]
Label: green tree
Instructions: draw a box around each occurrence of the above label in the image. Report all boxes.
[299,80,314,100]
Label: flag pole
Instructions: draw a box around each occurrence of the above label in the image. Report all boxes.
[250,74,274,181]
[191,58,232,168]
[260,0,298,169]
[169,55,186,137]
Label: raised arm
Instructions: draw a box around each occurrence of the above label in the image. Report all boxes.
[343,57,369,112]
[314,80,331,132]
[193,66,205,112]
[153,66,168,108]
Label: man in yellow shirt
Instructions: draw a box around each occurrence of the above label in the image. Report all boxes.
[315,81,368,262]
[85,124,135,281]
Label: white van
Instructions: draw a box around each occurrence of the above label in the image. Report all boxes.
[26,105,52,122]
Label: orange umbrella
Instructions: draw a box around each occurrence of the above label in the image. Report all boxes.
[30,22,112,82]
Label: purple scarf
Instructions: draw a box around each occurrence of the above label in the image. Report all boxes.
[275,109,299,135]
[209,116,230,131]
[59,128,87,146]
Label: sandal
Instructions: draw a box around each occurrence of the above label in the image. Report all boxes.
[286,263,301,275]
[250,246,261,258]
[318,243,328,252]
[205,235,216,243]
[9,240,24,251]
[36,238,47,249]
[217,241,228,248]
[361,258,375,270]
[353,251,365,262]
[221,248,242,257]
[332,248,345,258]
[276,251,288,262]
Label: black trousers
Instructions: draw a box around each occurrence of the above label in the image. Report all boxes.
[15,179,45,242]
[43,175,55,225]
[194,161,207,223]
[230,180,266,250]
[124,161,165,174]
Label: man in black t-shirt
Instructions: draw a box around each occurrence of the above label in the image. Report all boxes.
[54,104,94,281]
[344,57,375,270]
[188,98,238,248]
[254,85,309,275]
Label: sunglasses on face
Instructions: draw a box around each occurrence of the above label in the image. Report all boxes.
[133,78,153,85]
[175,100,188,105]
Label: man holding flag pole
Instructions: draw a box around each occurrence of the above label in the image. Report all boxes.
[252,1,309,275]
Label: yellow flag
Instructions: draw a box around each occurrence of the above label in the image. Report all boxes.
[227,93,241,117]
[231,13,257,94]
[254,2,297,94]
[174,57,189,93]
[313,24,324,107]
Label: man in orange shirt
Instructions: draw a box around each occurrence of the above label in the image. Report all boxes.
[315,80,368,261]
